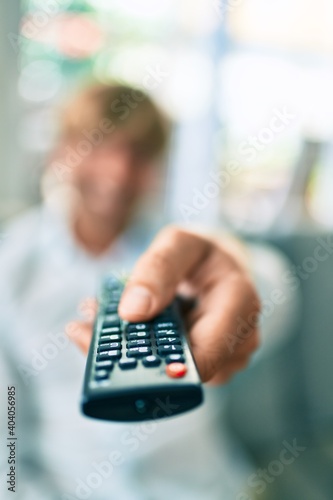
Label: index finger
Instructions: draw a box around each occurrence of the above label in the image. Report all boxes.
[118,226,211,322]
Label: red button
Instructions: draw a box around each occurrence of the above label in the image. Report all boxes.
[166,363,187,378]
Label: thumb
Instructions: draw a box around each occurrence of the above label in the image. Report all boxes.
[118,227,211,322]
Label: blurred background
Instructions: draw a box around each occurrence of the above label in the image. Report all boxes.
[1,1,333,499]
[2,0,333,231]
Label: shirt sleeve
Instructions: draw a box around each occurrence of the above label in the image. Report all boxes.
[247,242,302,361]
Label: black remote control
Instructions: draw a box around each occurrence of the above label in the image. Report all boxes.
[81,276,203,422]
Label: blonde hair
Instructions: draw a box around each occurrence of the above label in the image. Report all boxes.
[59,83,169,159]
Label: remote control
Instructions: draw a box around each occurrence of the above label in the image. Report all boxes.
[81,276,203,422]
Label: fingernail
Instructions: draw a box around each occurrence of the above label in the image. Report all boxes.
[119,286,152,317]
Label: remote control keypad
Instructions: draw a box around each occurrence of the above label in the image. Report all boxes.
[94,291,187,381]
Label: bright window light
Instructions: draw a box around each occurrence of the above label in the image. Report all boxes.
[87,0,174,20]
[161,50,214,121]
[228,0,333,53]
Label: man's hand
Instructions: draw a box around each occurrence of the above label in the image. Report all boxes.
[67,226,261,384]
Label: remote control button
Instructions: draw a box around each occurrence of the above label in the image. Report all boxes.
[101,326,121,334]
[97,350,121,361]
[103,314,120,327]
[127,347,152,357]
[110,291,122,300]
[105,304,118,314]
[95,360,114,370]
[99,334,122,342]
[165,354,185,364]
[156,337,181,346]
[154,321,176,330]
[154,329,179,338]
[104,277,122,289]
[119,358,137,370]
[142,355,161,367]
[166,363,187,378]
[98,342,122,352]
[157,345,183,356]
[126,339,151,348]
[127,323,151,333]
[127,331,150,340]
[154,311,173,322]
[95,370,109,380]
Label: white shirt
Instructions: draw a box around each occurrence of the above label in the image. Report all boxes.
[0,204,299,500]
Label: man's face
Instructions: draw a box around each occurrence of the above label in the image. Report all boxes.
[69,131,158,223]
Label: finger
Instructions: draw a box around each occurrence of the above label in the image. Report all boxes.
[188,307,259,359]
[226,328,260,358]
[78,298,98,321]
[66,321,93,354]
[208,356,250,385]
[118,227,212,322]
[189,274,260,382]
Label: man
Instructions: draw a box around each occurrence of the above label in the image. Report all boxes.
[50,83,261,383]
[0,83,298,500]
